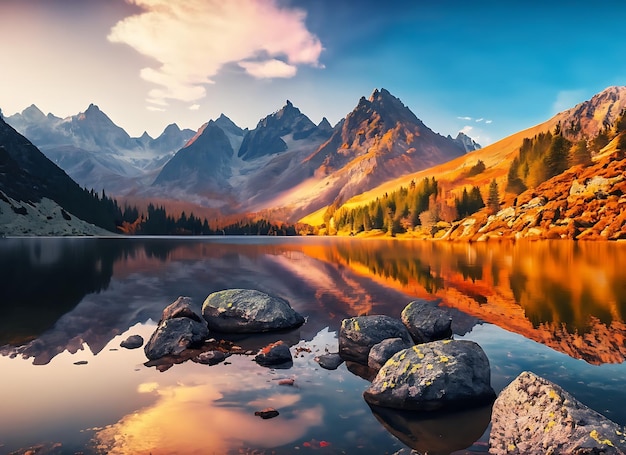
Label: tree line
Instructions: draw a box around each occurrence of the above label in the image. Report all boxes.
[324,175,499,236]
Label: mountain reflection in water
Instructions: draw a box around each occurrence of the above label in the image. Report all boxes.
[1,237,626,454]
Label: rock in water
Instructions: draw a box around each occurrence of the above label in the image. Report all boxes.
[144,318,209,360]
[255,408,279,419]
[368,337,414,371]
[363,340,495,411]
[401,300,452,344]
[202,289,305,333]
[120,334,144,349]
[144,296,209,360]
[255,340,293,367]
[339,315,413,365]
[489,371,626,454]
[315,353,344,370]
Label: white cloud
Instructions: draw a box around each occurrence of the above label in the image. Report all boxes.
[457,116,473,121]
[485,119,493,124]
[189,104,200,111]
[146,105,166,112]
[239,59,297,79]
[108,0,323,107]
[460,125,474,135]
[475,118,484,123]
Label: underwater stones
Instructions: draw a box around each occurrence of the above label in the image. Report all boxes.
[339,315,413,365]
[489,371,626,455]
[254,340,293,367]
[144,296,209,360]
[401,300,452,344]
[315,353,344,370]
[368,337,414,371]
[120,334,144,349]
[363,340,495,411]
[202,289,305,333]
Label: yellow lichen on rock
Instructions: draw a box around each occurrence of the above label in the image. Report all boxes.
[439,355,449,363]
[590,429,614,447]
[544,420,556,432]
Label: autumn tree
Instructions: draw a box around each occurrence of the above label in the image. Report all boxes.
[487,179,500,215]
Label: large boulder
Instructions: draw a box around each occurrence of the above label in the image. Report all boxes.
[339,315,413,365]
[144,296,209,360]
[489,371,626,454]
[401,300,452,344]
[363,340,495,411]
[202,289,305,333]
[368,337,414,371]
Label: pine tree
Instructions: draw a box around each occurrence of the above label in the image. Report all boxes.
[487,179,500,215]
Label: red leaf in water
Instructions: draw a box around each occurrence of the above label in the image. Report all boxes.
[319,441,331,447]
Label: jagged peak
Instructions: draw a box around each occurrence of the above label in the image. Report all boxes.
[22,104,46,118]
[318,117,332,130]
[162,123,181,134]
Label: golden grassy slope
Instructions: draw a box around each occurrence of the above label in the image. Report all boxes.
[299,117,559,226]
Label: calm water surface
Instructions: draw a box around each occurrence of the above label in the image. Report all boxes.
[1,237,625,454]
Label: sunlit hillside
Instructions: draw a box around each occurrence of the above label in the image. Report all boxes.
[300,86,626,227]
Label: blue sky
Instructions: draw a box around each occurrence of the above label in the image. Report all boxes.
[1,0,625,145]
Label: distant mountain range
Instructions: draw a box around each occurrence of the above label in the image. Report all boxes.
[5,88,476,221]
[4,85,624,237]
[5,104,195,193]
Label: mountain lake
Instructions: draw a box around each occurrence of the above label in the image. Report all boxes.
[1,236,625,455]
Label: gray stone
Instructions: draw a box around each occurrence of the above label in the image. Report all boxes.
[401,300,452,344]
[315,353,344,370]
[368,337,414,371]
[339,315,413,365]
[363,340,495,411]
[489,371,626,455]
[254,340,293,367]
[120,334,144,349]
[202,289,305,333]
[144,317,209,360]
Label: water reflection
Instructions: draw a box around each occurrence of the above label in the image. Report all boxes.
[2,237,626,454]
[368,403,492,455]
[309,240,626,364]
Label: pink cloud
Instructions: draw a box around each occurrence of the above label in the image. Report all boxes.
[108,0,323,107]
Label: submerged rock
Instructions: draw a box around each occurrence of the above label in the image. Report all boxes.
[144,296,209,360]
[339,315,413,365]
[255,408,279,419]
[363,340,495,411]
[315,353,344,370]
[120,335,144,349]
[368,337,414,371]
[193,350,227,365]
[401,300,452,344]
[254,340,293,367]
[489,371,626,454]
[202,289,305,333]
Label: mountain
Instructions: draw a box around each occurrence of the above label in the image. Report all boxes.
[0,117,113,235]
[238,100,322,161]
[303,86,626,238]
[5,105,194,193]
[153,121,234,195]
[147,89,472,221]
[450,132,481,152]
[272,88,467,220]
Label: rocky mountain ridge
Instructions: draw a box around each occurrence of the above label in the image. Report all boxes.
[5,104,195,193]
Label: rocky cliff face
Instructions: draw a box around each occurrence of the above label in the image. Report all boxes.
[446,154,626,241]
